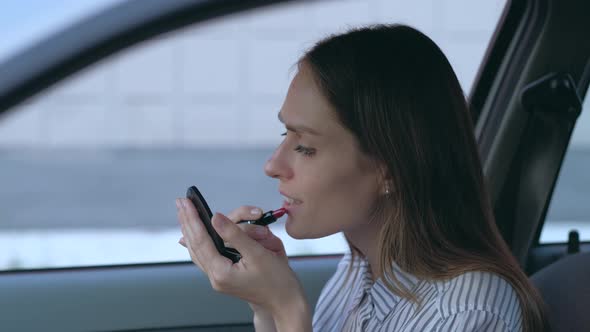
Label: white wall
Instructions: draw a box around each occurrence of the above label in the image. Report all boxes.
[0,0,511,148]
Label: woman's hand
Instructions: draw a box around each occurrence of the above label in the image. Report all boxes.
[230,206,285,332]
[179,205,286,261]
[179,205,285,331]
[176,198,311,331]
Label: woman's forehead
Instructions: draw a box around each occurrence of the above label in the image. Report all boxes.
[280,68,339,132]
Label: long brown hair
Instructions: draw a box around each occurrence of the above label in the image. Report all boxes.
[300,24,547,331]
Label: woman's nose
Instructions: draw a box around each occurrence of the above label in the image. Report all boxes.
[264,146,293,180]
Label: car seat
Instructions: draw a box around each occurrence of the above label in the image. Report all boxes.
[530,252,590,331]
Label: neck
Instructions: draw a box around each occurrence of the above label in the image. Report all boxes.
[343,222,382,282]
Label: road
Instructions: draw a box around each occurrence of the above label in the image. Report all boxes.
[0,147,589,230]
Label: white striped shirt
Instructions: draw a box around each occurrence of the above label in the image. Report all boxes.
[312,253,523,331]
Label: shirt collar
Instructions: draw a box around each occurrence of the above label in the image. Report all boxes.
[347,254,421,322]
[372,263,420,321]
[348,255,373,309]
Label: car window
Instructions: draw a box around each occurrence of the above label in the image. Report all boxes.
[0,0,506,270]
[541,85,590,243]
[0,0,123,64]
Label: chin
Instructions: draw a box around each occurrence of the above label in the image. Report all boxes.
[285,219,307,239]
[285,216,336,240]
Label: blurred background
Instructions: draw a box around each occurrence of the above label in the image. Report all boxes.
[0,0,588,271]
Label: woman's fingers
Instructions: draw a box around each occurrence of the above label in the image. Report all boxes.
[211,212,266,259]
[177,204,204,267]
[227,205,263,223]
[179,236,210,271]
[177,198,232,273]
[237,223,270,240]
[256,232,286,256]
[224,205,287,255]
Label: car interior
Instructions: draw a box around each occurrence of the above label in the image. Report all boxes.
[0,0,588,331]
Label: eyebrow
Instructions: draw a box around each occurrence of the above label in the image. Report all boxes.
[278,112,321,136]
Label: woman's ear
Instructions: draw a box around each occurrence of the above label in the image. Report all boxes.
[375,163,393,195]
[383,183,391,195]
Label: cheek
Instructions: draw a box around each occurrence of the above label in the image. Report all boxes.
[321,176,377,227]
[286,168,378,239]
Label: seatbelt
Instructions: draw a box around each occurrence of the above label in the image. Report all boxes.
[510,72,582,265]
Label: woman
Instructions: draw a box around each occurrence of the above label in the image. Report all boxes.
[176,24,547,331]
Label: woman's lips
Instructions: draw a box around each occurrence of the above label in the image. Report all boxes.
[280,191,302,212]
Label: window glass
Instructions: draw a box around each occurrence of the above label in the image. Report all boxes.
[541,86,590,243]
[0,0,123,64]
[0,0,507,270]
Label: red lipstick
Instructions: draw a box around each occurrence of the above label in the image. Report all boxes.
[237,208,287,226]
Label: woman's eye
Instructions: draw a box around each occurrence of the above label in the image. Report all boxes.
[281,132,315,157]
[294,144,315,157]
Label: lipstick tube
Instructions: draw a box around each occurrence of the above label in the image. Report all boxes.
[237,208,286,226]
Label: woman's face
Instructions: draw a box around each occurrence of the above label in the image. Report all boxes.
[264,64,383,239]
